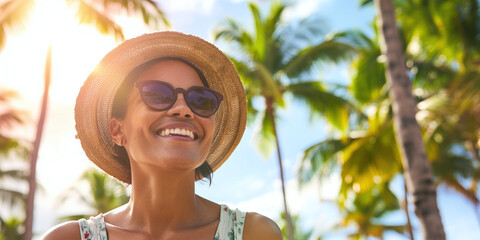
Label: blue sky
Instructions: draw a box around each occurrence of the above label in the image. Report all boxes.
[0,0,478,239]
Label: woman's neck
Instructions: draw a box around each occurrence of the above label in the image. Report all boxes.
[119,160,210,237]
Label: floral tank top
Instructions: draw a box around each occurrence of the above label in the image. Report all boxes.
[78,204,246,240]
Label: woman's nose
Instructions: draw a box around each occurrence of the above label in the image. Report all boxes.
[166,93,194,119]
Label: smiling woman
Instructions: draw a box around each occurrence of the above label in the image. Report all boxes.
[41,31,283,240]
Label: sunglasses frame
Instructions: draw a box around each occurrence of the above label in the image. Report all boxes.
[134,80,224,118]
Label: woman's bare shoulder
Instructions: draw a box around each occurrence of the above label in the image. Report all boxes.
[41,221,81,240]
[244,212,283,240]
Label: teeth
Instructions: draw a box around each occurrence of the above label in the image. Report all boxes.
[159,128,195,140]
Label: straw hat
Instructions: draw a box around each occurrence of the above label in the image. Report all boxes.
[75,31,247,184]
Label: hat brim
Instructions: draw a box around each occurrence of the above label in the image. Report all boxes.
[75,31,247,184]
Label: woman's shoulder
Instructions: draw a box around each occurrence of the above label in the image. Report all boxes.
[244,212,283,240]
[41,221,81,240]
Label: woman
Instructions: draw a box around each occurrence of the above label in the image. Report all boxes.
[42,32,282,240]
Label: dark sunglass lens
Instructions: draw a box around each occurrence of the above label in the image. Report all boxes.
[141,83,175,110]
[187,89,219,117]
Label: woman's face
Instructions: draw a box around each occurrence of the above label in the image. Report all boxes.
[110,60,216,173]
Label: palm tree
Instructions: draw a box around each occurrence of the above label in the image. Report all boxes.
[0,90,29,230]
[301,1,479,237]
[58,168,130,221]
[395,0,480,228]
[0,1,169,239]
[0,0,35,50]
[214,1,357,239]
[338,183,406,239]
[373,0,445,238]
[277,212,319,240]
[0,217,24,240]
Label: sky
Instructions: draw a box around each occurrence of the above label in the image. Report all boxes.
[0,0,479,239]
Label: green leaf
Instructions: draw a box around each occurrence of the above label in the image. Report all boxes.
[283,39,356,79]
[298,138,354,184]
[350,46,386,104]
[255,62,284,107]
[341,124,402,194]
[248,2,266,61]
[253,109,275,158]
[359,0,373,6]
[287,81,351,132]
[67,0,125,41]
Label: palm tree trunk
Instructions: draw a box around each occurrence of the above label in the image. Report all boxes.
[266,98,294,240]
[404,178,414,240]
[24,44,52,240]
[373,0,446,239]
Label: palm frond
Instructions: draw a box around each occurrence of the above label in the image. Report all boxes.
[67,0,124,41]
[0,109,24,129]
[255,62,284,107]
[0,169,27,181]
[253,109,275,158]
[359,0,373,6]
[57,168,129,220]
[248,2,266,61]
[340,124,403,194]
[0,0,35,50]
[298,138,354,185]
[0,188,25,208]
[449,71,480,113]
[287,81,352,131]
[432,154,475,181]
[440,177,479,205]
[99,0,169,28]
[410,58,456,92]
[0,135,29,158]
[276,14,327,56]
[327,30,374,49]
[213,18,255,56]
[283,40,356,79]
[265,1,288,38]
[350,45,386,104]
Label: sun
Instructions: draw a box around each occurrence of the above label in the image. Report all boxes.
[0,0,151,105]
[29,0,118,104]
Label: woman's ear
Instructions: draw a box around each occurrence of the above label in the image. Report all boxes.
[109,118,124,146]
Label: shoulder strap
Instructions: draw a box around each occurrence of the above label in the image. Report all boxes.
[215,205,246,240]
[78,214,108,240]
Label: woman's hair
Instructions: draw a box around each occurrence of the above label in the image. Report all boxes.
[111,57,214,183]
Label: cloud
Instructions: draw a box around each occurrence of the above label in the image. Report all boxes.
[233,174,341,227]
[283,0,332,21]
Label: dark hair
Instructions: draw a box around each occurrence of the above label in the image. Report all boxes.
[111,57,213,184]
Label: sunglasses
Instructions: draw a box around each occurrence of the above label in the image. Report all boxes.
[135,80,223,118]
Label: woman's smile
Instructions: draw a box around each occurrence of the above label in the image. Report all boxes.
[155,123,199,141]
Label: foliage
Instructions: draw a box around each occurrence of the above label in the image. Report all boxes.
[214,0,358,156]
[277,212,320,240]
[0,90,29,231]
[0,0,170,49]
[214,1,360,239]
[339,183,406,239]
[58,168,130,221]
[0,0,35,50]
[300,0,480,237]
[0,217,24,240]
